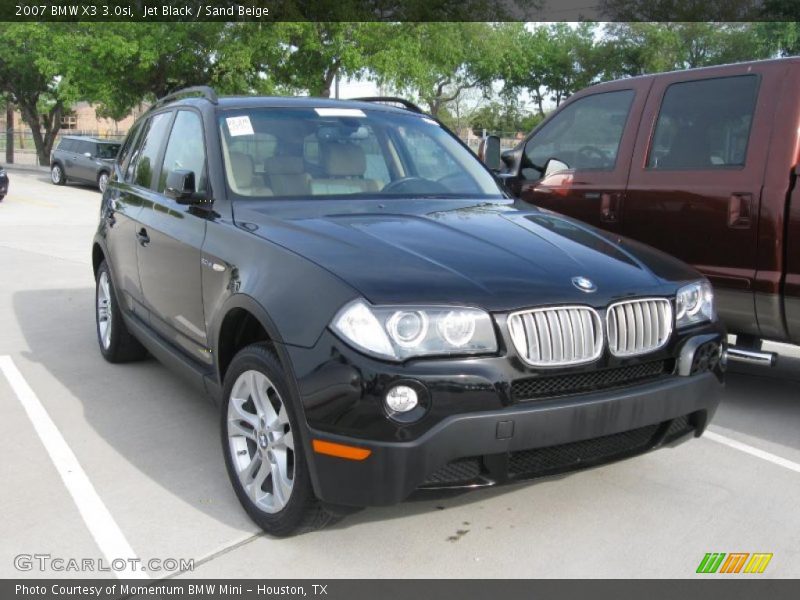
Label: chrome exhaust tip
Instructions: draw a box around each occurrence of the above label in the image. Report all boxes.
[726,347,778,367]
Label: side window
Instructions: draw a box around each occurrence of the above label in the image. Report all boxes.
[158,110,207,194]
[97,143,120,160]
[75,141,91,156]
[58,139,75,152]
[647,75,759,170]
[523,90,634,174]
[117,123,141,174]
[128,112,172,189]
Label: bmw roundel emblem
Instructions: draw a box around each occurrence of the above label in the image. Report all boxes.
[572,276,597,293]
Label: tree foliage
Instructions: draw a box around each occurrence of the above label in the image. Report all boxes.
[600,23,773,78]
[0,23,80,165]
[468,101,543,137]
[499,23,603,116]
[0,20,795,164]
[263,23,381,97]
[370,22,499,116]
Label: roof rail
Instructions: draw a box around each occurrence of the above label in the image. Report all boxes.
[351,97,424,114]
[153,86,218,109]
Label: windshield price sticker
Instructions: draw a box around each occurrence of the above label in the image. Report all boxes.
[226,116,255,137]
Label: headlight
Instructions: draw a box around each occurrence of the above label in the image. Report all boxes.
[331,299,497,360]
[675,281,715,328]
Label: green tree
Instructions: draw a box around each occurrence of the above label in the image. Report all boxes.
[59,23,259,121]
[371,22,499,116]
[601,23,772,78]
[258,22,383,97]
[496,23,551,117]
[753,22,800,57]
[0,23,79,165]
[468,100,542,137]
[540,23,602,107]
[500,24,602,114]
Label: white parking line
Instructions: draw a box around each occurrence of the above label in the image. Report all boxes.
[0,355,147,579]
[705,429,800,474]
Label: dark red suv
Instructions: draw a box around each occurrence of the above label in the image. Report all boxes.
[489,58,800,363]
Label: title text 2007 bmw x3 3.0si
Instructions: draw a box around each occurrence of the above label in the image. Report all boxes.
[92,87,725,536]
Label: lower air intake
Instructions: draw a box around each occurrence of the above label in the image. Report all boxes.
[508,423,662,478]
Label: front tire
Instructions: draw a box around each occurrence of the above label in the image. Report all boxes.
[51,164,66,185]
[95,260,147,362]
[221,343,336,536]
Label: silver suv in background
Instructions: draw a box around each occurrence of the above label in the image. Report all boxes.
[50,136,121,192]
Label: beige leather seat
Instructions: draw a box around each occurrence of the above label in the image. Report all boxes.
[310,143,380,195]
[263,156,311,196]
[228,152,273,196]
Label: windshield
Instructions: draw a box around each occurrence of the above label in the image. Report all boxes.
[96,143,121,159]
[218,108,502,200]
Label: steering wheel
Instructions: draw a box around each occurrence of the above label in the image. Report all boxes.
[576,145,608,166]
[381,177,449,195]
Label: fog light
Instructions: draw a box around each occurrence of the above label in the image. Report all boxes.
[385,385,418,413]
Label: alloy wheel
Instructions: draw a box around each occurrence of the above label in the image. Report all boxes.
[96,271,112,349]
[51,165,62,184]
[227,370,295,513]
[98,173,109,193]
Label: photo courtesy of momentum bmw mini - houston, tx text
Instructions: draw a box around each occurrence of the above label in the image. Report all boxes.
[93,88,725,536]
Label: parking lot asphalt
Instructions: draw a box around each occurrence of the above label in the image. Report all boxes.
[0,169,798,579]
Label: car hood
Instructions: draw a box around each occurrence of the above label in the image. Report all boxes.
[234,199,701,311]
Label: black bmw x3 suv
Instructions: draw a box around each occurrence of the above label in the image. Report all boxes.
[93,87,725,536]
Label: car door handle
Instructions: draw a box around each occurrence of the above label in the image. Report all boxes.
[728,193,753,228]
[136,228,150,246]
[600,192,621,223]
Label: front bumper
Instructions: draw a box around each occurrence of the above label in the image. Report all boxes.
[307,371,722,506]
[289,329,725,507]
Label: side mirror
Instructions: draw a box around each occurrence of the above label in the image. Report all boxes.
[478,135,502,171]
[165,169,196,203]
[543,158,570,177]
[500,148,516,168]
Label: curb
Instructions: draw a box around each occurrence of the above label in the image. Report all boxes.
[3,163,50,174]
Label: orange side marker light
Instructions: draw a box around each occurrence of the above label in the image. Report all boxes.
[312,439,372,461]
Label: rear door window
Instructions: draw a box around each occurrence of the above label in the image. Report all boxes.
[59,139,76,152]
[647,75,759,170]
